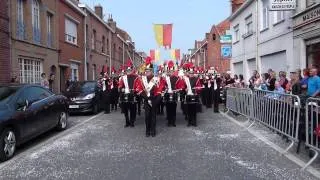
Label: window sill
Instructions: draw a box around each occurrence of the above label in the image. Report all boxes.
[233,40,240,45]
[65,41,79,47]
[273,19,285,27]
[260,27,269,33]
[242,32,254,39]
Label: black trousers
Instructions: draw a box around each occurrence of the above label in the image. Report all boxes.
[122,102,137,126]
[158,101,165,115]
[110,89,119,110]
[145,96,161,135]
[166,102,177,125]
[186,103,197,126]
[137,96,142,115]
[103,91,110,113]
[213,89,220,112]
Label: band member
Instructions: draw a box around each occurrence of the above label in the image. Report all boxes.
[110,67,119,111]
[157,65,165,115]
[181,63,203,127]
[202,70,213,108]
[118,60,139,127]
[136,57,163,137]
[212,74,222,113]
[164,61,179,127]
[102,70,111,114]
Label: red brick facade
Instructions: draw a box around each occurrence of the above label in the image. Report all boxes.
[58,0,85,90]
[0,0,10,83]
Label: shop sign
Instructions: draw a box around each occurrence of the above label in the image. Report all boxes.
[220,35,232,44]
[270,0,296,11]
[221,45,232,58]
[294,5,320,29]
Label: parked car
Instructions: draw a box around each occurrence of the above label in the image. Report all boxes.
[0,84,68,162]
[64,81,103,114]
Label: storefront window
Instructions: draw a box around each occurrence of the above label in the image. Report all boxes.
[307,42,320,68]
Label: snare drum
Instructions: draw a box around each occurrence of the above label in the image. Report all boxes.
[163,93,178,104]
[120,93,137,103]
[186,95,200,104]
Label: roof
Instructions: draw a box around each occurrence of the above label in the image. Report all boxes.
[229,0,255,21]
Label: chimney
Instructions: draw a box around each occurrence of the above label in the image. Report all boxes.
[108,14,116,30]
[95,5,103,19]
[231,0,245,13]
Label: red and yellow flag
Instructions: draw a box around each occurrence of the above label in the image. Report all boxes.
[150,49,160,61]
[153,24,173,49]
[170,49,180,60]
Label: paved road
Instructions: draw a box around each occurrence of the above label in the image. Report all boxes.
[0,107,317,180]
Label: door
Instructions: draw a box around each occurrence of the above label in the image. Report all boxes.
[17,87,52,138]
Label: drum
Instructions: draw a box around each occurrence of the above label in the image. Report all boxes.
[186,95,200,104]
[163,93,178,104]
[120,93,137,103]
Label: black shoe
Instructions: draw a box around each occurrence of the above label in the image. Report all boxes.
[172,124,176,127]
[130,124,135,127]
[124,124,130,128]
[151,133,156,137]
[146,132,150,137]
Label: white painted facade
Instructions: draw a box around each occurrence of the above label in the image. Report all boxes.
[230,0,295,81]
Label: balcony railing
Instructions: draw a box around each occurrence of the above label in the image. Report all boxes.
[16,20,26,40]
[33,26,41,44]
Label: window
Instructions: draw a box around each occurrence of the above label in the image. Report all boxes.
[32,0,40,43]
[102,36,105,53]
[19,87,52,104]
[70,63,79,81]
[273,11,285,24]
[19,58,43,84]
[65,18,77,45]
[233,24,240,42]
[92,30,96,50]
[107,38,110,55]
[17,0,25,40]
[47,13,53,47]
[261,0,269,30]
[245,15,253,34]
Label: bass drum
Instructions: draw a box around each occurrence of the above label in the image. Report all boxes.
[120,93,137,103]
[186,95,200,104]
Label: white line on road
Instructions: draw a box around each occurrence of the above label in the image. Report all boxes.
[220,112,320,179]
[0,112,104,170]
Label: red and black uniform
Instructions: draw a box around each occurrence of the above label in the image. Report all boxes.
[157,76,166,115]
[182,75,203,126]
[118,73,140,127]
[164,74,179,127]
[102,76,112,114]
[110,77,119,111]
[136,75,164,137]
[212,76,222,113]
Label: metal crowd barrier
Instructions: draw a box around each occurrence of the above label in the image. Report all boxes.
[251,89,301,153]
[303,98,320,170]
[226,87,253,118]
[226,88,301,153]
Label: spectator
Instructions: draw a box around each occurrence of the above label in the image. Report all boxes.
[266,71,276,91]
[249,70,258,89]
[234,74,239,83]
[296,69,303,80]
[238,74,245,88]
[225,74,235,86]
[301,68,309,93]
[307,67,320,97]
[40,73,49,89]
[260,73,270,90]
[279,71,288,90]
[253,72,262,89]
[286,72,302,95]
[49,73,55,92]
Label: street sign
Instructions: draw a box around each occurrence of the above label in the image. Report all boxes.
[220,35,232,44]
[221,45,232,58]
[270,0,296,11]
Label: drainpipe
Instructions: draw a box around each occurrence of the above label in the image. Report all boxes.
[84,12,87,81]
[256,0,260,74]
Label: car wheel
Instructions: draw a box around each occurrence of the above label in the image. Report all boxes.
[93,104,99,114]
[56,111,68,131]
[0,128,16,162]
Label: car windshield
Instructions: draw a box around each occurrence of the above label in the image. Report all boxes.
[67,82,96,93]
[0,86,19,102]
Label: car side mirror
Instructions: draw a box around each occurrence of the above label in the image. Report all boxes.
[17,99,29,111]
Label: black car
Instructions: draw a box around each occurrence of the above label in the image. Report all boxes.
[64,81,103,114]
[0,84,68,161]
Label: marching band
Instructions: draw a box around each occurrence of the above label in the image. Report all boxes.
[99,56,220,137]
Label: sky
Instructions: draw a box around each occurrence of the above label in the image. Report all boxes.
[80,0,230,57]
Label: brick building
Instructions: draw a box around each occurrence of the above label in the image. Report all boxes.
[188,0,244,73]
[0,0,10,84]
[58,0,86,91]
[79,4,114,80]
[10,0,61,92]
